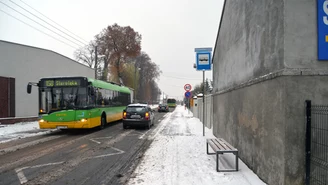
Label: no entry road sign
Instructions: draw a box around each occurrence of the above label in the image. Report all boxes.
[184,84,192,92]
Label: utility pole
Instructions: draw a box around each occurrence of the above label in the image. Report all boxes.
[134,61,137,103]
[95,46,98,79]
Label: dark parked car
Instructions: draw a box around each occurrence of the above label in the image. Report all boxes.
[158,104,169,112]
[123,103,155,129]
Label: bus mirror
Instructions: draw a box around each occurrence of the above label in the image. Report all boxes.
[27,83,32,94]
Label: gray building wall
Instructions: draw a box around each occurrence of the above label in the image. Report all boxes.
[213,0,285,92]
[212,0,328,184]
[0,40,94,118]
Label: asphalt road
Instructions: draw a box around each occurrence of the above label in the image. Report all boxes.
[0,110,170,185]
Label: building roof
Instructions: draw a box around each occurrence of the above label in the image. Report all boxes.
[0,40,92,69]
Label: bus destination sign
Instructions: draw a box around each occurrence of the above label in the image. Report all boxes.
[44,79,81,87]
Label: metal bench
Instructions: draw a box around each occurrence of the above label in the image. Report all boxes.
[206,138,239,172]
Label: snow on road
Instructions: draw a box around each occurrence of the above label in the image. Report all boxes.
[0,105,266,184]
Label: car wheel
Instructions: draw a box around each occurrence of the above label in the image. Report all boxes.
[146,121,151,130]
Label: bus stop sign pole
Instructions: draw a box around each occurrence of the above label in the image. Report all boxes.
[194,47,212,137]
[203,70,205,136]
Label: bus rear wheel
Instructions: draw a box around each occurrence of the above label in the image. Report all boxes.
[100,116,106,129]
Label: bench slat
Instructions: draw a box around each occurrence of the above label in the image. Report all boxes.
[215,138,236,151]
[208,139,220,151]
[207,138,237,152]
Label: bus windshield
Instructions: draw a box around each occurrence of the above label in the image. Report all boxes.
[167,99,176,103]
[40,87,90,113]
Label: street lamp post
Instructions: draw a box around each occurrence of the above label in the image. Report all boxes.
[134,62,137,103]
[134,62,141,103]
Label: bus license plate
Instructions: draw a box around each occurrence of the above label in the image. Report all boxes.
[57,126,68,129]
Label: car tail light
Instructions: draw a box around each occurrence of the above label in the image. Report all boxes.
[145,112,150,120]
[123,111,127,119]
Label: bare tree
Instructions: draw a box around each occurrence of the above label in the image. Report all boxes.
[74,41,96,68]
[96,23,142,82]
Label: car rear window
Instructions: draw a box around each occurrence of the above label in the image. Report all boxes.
[126,106,146,112]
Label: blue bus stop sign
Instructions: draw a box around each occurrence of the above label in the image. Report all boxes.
[194,48,212,71]
[318,0,328,60]
[185,91,191,98]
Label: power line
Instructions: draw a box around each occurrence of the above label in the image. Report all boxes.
[19,0,89,43]
[161,74,205,81]
[160,83,182,88]
[0,9,79,50]
[0,1,84,48]
[162,75,213,81]
[8,0,87,46]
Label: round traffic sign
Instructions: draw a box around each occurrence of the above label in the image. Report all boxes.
[184,84,192,92]
[185,91,192,98]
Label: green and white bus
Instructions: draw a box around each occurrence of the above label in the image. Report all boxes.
[167,98,177,108]
[27,76,131,129]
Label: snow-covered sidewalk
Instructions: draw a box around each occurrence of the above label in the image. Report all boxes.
[0,121,53,143]
[127,106,266,185]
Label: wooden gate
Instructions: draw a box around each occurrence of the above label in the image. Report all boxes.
[0,76,15,118]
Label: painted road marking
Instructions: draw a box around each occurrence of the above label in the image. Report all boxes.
[14,131,133,184]
[0,136,61,156]
[88,147,125,159]
[137,130,150,139]
[15,161,64,184]
[89,136,113,144]
[15,145,127,184]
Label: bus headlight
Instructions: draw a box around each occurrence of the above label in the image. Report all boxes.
[80,118,87,122]
[39,119,45,123]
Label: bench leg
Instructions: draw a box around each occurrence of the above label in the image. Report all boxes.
[216,152,219,172]
[206,143,216,155]
[206,143,209,154]
[235,151,239,171]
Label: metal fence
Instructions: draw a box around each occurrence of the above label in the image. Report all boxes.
[305,100,328,185]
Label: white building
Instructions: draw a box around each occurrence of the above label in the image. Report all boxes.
[0,40,94,123]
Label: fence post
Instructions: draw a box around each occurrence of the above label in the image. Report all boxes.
[305,100,311,185]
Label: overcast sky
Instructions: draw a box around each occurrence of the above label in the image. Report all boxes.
[0,0,224,100]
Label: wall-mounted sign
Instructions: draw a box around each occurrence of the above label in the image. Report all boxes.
[318,0,328,60]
